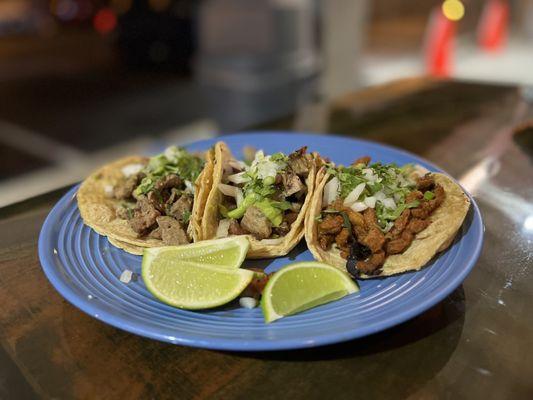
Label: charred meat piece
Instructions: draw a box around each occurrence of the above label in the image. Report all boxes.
[318,233,335,250]
[288,146,312,177]
[281,173,305,197]
[386,230,414,254]
[273,221,291,237]
[411,184,445,219]
[241,206,272,240]
[154,174,182,191]
[156,216,189,245]
[387,209,411,239]
[360,227,386,253]
[351,156,371,166]
[406,190,423,203]
[416,174,435,192]
[357,250,386,275]
[284,211,299,226]
[147,191,165,213]
[168,194,193,222]
[228,219,248,235]
[406,218,430,234]
[114,175,140,200]
[335,228,351,249]
[318,214,344,235]
[129,197,161,235]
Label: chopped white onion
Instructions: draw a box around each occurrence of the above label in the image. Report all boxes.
[350,202,368,212]
[363,168,377,182]
[384,221,394,232]
[216,219,231,238]
[239,297,258,309]
[382,198,397,209]
[227,171,250,184]
[323,176,339,205]
[184,180,195,194]
[235,189,244,206]
[119,269,133,283]
[343,182,366,206]
[121,163,144,177]
[375,191,386,201]
[364,196,376,208]
[228,159,246,171]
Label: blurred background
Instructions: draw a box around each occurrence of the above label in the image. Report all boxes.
[1,0,532,206]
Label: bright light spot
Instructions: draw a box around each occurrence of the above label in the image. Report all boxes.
[524,215,533,232]
[93,8,117,35]
[442,0,465,21]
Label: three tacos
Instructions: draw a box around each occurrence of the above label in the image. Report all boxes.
[77,142,470,277]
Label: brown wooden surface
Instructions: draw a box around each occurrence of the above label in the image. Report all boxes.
[1,78,533,399]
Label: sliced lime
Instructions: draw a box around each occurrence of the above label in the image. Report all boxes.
[261,261,359,323]
[142,252,253,310]
[143,236,249,269]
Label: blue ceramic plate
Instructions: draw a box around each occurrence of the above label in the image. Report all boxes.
[39,133,483,351]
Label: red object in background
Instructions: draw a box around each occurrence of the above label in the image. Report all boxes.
[424,7,457,77]
[93,7,117,35]
[478,0,509,51]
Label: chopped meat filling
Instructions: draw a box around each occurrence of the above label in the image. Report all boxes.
[114,175,140,200]
[168,195,193,222]
[320,173,445,275]
[351,156,371,166]
[156,216,189,245]
[287,146,313,177]
[129,197,160,235]
[241,206,272,240]
[228,219,248,235]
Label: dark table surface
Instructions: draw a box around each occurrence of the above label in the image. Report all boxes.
[1,78,532,399]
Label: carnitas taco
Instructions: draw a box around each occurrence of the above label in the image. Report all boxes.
[199,142,318,258]
[77,146,214,255]
[305,157,470,278]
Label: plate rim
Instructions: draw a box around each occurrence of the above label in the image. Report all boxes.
[38,132,484,351]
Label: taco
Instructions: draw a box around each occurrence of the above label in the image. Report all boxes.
[305,157,470,278]
[77,146,214,254]
[199,142,318,258]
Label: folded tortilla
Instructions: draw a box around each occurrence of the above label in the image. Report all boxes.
[305,168,471,278]
[77,149,215,255]
[199,142,318,258]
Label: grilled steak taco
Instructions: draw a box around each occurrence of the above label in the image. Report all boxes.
[77,146,214,255]
[199,142,318,258]
[305,157,470,278]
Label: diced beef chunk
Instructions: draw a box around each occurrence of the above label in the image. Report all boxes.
[114,175,140,200]
[318,214,344,235]
[168,195,193,222]
[335,228,351,249]
[147,191,165,212]
[273,221,291,237]
[406,218,430,234]
[156,216,189,245]
[129,197,160,235]
[228,219,248,235]
[241,206,272,240]
[281,173,305,197]
[360,227,386,253]
[387,209,411,239]
[155,174,182,191]
[284,211,299,226]
[288,146,312,177]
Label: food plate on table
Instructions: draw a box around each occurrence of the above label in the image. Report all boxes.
[38,132,483,351]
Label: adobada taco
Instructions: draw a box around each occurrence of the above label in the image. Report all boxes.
[305,157,470,278]
[77,146,214,255]
[199,142,318,258]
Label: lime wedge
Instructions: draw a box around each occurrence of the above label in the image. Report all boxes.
[143,236,249,269]
[261,262,359,323]
[142,251,253,310]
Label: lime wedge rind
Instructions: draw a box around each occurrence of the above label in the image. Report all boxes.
[261,262,359,323]
[142,258,254,310]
